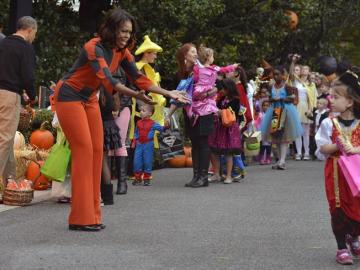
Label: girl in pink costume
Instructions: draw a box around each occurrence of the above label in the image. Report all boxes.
[191,45,238,120]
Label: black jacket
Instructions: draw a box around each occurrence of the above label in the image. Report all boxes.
[0,35,36,100]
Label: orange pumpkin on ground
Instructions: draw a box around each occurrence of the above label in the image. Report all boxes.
[183,146,192,157]
[26,161,50,190]
[168,155,186,168]
[185,157,193,167]
[29,122,54,150]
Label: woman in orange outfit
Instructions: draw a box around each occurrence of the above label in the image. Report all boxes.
[54,8,187,232]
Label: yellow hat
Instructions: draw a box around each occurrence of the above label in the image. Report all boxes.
[135,35,163,55]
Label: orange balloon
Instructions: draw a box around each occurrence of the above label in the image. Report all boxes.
[285,10,299,30]
[326,73,337,82]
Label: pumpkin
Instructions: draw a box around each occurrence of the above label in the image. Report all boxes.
[168,155,186,168]
[33,175,51,190]
[29,122,54,150]
[285,10,298,30]
[13,131,25,150]
[26,161,51,190]
[326,73,337,82]
[183,146,192,157]
[185,157,193,167]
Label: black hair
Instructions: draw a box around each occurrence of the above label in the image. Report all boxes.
[222,78,239,99]
[234,66,248,93]
[337,71,360,119]
[273,65,286,74]
[98,8,137,49]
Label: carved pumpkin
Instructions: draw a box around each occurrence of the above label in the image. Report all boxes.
[26,161,50,190]
[29,122,54,150]
[183,146,192,157]
[13,131,25,150]
[185,157,193,167]
[168,155,186,168]
[285,10,298,30]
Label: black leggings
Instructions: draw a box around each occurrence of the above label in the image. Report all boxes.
[190,135,210,172]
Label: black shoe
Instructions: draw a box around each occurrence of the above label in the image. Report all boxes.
[187,172,209,188]
[185,172,199,187]
[96,224,106,230]
[69,224,101,232]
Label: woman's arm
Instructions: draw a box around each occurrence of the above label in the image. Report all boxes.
[147,85,189,103]
[114,83,155,104]
[164,104,178,127]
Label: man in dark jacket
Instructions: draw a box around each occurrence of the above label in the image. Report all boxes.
[0,16,38,194]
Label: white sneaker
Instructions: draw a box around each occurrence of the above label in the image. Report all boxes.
[209,174,221,183]
[295,154,301,161]
[303,155,311,161]
[224,178,233,184]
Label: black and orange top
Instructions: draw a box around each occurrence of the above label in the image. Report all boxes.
[56,37,153,102]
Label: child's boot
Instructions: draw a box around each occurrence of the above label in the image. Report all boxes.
[133,172,142,186]
[100,183,114,205]
[143,173,152,186]
[115,156,128,195]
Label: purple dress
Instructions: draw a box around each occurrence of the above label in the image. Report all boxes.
[208,97,242,155]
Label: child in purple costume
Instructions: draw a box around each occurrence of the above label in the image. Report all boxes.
[208,78,242,184]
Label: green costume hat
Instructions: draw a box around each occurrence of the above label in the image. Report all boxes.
[135,35,163,55]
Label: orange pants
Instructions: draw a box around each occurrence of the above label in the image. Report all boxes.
[55,92,103,225]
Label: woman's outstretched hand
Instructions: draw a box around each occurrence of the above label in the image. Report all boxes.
[168,90,190,104]
[136,90,157,105]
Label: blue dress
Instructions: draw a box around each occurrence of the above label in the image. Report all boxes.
[260,85,303,143]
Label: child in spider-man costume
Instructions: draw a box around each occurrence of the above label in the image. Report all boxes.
[133,104,166,186]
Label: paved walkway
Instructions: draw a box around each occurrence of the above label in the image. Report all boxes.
[0,161,357,270]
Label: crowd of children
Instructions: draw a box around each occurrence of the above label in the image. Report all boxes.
[41,22,360,265]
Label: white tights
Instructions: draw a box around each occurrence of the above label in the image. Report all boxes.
[277,143,288,166]
[295,123,310,157]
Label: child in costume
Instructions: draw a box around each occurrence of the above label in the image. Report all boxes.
[315,71,360,265]
[133,104,166,186]
[208,78,243,184]
[306,97,329,160]
[260,66,303,170]
[99,88,121,205]
[129,35,165,174]
[289,56,317,160]
[191,45,238,121]
[255,99,272,164]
